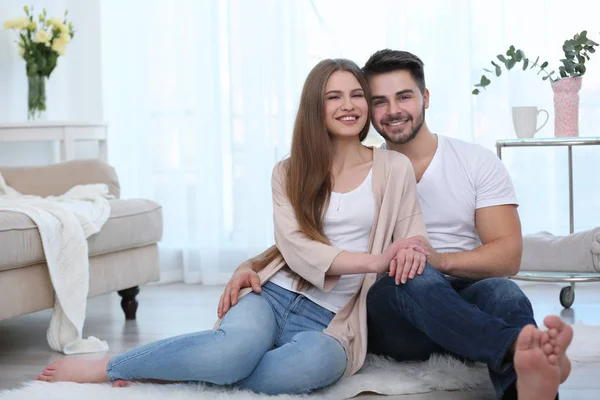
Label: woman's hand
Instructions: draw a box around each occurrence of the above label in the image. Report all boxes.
[370,237,429,274]
[217,266,262,318]
[388,247,427,284]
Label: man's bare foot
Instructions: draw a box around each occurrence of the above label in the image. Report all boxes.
[506,327,551,361]
[544,315,573,384]
[35,356,111,383]
[514,325,560,400]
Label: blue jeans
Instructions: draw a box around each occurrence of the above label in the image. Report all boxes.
[367,264,536,400]
[106,281,347,395]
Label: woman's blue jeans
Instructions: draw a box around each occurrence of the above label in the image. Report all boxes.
[105,281,346,395]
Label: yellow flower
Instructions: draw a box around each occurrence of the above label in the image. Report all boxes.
[51,38,67,55]
[48,18,69,36]
[33,30,50,43]
[4,17,28,30]
[57,33,71,44]
[47,17,63,27]
[51,33,70,55]
[27,21,37,31]
[14,16,29,29]
[2,19,15,30]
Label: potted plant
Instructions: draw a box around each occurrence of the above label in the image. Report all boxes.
[3,6,75,120]
[472,31,598,137]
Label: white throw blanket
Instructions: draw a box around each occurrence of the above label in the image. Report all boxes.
[521,229,600,273]
[0,173,112,354]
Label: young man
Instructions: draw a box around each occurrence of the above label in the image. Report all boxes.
[218,50,572,400]
[360,49,570,400]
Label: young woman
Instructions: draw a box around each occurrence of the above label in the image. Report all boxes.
[36,58,429,395]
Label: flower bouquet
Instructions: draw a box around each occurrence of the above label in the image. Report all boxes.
[3,6,75,120]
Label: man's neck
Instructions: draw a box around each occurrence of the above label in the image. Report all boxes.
[386,125,437,164]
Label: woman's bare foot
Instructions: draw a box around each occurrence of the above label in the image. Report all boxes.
[113,379,131,387]
[35,356,112,383]
[514,325,561,400]
[544,315,573,384]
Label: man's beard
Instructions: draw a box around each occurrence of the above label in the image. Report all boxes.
[376,106,425,145]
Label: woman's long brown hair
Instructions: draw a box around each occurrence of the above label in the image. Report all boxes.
[252,59,371,290]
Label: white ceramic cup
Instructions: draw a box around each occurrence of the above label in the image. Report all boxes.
[512,106,549,138]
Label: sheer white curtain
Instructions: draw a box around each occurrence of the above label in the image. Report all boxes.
[101,0,600,284]
[101,0,308,283]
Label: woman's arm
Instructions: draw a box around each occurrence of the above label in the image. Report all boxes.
[272,162,425,289]
[327,237,426,275]
[271,163,342,291]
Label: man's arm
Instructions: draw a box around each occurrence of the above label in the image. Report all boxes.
[433,145,523,280]
[426,205,522,280]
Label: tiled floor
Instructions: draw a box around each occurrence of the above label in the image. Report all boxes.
[1,280,599,399]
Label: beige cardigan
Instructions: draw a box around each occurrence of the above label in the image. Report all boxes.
[216,147,428,378]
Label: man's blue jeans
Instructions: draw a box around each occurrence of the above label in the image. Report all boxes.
[367,264,535,399]
[106,281,347,395]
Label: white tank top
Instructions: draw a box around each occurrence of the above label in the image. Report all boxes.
[270,168,374,313]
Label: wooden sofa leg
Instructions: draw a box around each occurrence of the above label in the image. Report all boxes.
[117,286,140,320]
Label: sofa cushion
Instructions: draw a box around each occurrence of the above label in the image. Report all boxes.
[0,199,162,272]
[0,159,120,199]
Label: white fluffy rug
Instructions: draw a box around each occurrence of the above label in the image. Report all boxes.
[2,322,599,400]
[0,355,489,400]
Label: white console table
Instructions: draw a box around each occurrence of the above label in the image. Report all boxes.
[0,121,107,162]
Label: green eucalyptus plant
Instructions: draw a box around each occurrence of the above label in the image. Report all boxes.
[472,30,599,95]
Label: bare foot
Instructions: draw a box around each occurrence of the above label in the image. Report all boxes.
[514,325,560,400]
[506,327,551,360]
[544,315,573,384]
[36,356,112,383]
[113,379,131,387]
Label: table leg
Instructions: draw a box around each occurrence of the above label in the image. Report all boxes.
[568,145,574,234]
[99,139,108,162]
[61,128,75,162]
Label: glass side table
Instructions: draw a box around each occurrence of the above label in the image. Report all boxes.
[496,137,600,308]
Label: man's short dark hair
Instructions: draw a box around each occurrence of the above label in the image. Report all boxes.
[362,49,426,94]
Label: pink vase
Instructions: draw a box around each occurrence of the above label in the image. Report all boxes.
[551,76,582,137]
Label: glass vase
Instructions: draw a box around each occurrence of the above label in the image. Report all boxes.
[28,75,47,120]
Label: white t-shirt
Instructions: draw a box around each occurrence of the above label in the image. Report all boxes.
[270,169,374,313]
[383,135,518,252]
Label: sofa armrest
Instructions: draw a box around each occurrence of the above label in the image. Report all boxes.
[0,159,120,198]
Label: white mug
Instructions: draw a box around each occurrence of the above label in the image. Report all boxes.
[512,106,549,138]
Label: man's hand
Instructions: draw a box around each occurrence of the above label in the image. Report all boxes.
[217,267,262,318]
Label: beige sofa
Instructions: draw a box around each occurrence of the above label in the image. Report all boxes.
[0,159,162,321]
